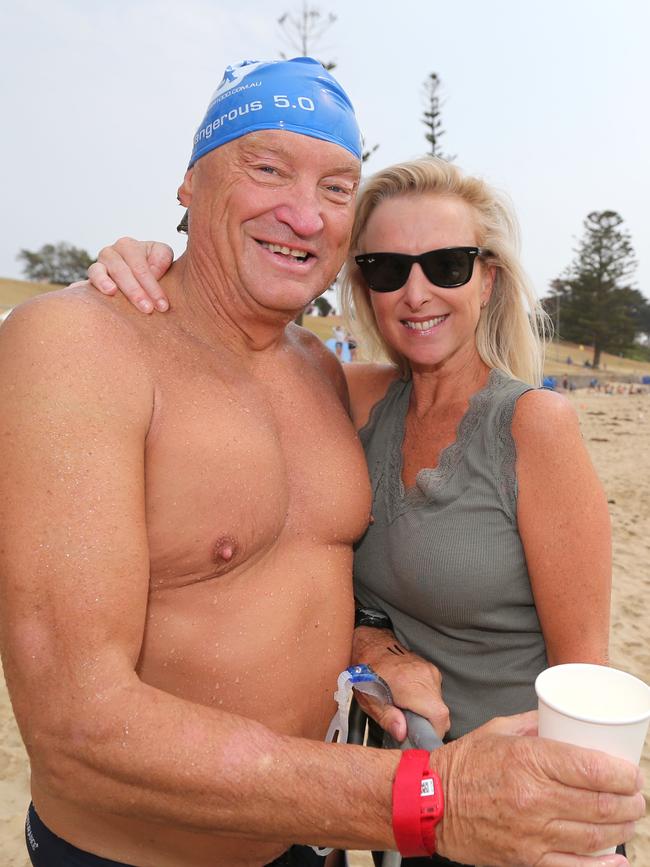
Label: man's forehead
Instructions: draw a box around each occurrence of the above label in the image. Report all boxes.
[236,130,361,175]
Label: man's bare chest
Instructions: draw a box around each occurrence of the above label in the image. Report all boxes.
[142,355,371,589]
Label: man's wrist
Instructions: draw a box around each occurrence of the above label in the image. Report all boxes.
[392,749,444,857]
[424,738,455,860]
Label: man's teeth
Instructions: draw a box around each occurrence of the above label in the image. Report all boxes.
[403,315,447,331]
[260,241,309,260]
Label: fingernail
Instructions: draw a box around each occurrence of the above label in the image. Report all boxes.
[156,299,169,312]
[101,281,116,293]
[138,299,154,313]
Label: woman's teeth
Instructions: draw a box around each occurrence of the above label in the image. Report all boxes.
[403,315,447,331]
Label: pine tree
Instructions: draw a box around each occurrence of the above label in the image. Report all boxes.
[545,211,647,368]
[421,72,454,161]
[277,2,337,70]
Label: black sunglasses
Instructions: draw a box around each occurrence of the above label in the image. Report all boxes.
[355,246,490,293]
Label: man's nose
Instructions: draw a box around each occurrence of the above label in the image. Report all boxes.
[274,187,325,237]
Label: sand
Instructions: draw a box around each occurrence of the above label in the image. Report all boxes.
[1,389,648,866]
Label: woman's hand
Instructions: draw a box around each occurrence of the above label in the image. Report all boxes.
[351,625,450,742]
[87,238,174,313]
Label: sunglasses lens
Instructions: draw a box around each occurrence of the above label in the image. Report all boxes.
[423,249,473,287]
[358,254,410,292]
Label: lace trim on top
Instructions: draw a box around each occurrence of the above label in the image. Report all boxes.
[383,369,522,523]
[494,382,525,522]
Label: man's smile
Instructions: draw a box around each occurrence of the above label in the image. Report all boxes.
[257,240,313,263]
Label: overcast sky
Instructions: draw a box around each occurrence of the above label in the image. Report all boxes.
[2,0,648,299]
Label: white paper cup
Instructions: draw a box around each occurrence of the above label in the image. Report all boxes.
[536,663,650,856]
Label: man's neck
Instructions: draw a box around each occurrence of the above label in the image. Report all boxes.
[161,253,303,356]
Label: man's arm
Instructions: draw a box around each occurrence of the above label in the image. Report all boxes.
[0,294,643,863]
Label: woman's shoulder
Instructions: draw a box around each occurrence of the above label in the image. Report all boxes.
[343,362,401,431]
[514,386,577,424]
[481,374,582,463]
[488,372,574,422]
[511,387,581,453]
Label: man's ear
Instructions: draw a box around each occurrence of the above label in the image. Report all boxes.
[177,168,194,207]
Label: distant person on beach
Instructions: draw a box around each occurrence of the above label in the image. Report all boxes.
[325,337,351,362]
[3,59,643,867]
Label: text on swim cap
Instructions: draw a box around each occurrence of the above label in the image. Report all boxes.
[194,94,317,146]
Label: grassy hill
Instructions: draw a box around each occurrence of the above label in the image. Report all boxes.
[303,314,650,382]
[0,276,60,319]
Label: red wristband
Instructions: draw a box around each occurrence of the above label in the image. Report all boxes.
[391,749,444,857]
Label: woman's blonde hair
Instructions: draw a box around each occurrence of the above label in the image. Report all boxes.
[340,157,550,385]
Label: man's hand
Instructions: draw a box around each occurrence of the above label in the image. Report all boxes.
[435,712,645,866]
[352,625,450,742]
[87,237,174,313]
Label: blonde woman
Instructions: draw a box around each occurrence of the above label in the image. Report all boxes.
[341,159,609,743]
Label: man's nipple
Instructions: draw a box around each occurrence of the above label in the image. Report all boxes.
[213,536,237,563]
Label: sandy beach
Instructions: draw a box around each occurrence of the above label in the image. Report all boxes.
[1,388,649,866]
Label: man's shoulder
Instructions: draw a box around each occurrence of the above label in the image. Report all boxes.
[2,285,146,357]
[286,322,349,406]
[286,321,342,372]
[5,282,134,327]
[0,286,152,402]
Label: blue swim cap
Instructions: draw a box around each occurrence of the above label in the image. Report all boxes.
[189,57,362,167]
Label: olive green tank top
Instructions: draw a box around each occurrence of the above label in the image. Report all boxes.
[354,369,548,740]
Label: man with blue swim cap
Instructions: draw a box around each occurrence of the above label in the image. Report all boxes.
[4,56,643,867]
[7,55,369,867]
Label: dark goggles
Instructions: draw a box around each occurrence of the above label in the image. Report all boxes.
[355,246,490,293]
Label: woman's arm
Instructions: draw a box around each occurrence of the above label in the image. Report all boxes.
[513,389,611,666]
[343,362,399,430]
